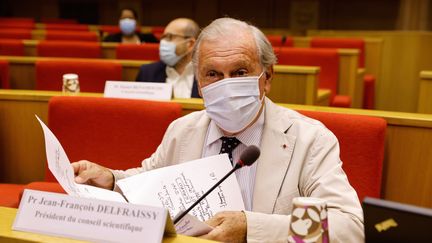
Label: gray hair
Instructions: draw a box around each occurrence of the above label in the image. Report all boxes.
[192,17,277,74]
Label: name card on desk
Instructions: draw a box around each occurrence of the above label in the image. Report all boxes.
[104,81,172,100]
[13,189,175,243]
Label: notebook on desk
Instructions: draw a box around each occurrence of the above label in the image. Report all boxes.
[363,197,432,243]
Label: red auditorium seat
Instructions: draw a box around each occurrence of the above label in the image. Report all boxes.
[44,23,89,31]
[310,37,365,68]
[0,39,24,56]
[0,29,32,40]
[116,43,159,60]
[99,25,141,35]
[41,18,78,24]
[24,96,182,196]
[37,40,101,58]
[299,110,386,201]
[35,59,122,92]
[45,30,99,42]
[310,37,375,109]
[0,18,35,29]
[266,35,293,48]
[363,74,375,109]
[275,47,351,107]
[151,26,165,40]
[0,184,25,207]
[0,59,10,88]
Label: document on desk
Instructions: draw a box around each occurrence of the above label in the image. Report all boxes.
[116,153,246,222]
[36,115,127,203]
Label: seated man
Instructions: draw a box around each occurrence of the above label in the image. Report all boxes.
[103,8,159,44]
[135,18,200,98]
[73,17,363,242]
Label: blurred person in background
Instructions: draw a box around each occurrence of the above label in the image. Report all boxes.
[103,8,159,44]
[136,18,201,98]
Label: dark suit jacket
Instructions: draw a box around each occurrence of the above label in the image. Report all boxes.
[102,32,159,43]
[135,61,200,98]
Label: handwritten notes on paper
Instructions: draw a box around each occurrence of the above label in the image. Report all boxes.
[116,154,245,221]
[36,115,246,237]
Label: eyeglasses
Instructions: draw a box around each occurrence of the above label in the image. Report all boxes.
[160,33,191,41]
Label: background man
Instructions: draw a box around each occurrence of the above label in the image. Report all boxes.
[136,18,200,98]
[73,17,363,242]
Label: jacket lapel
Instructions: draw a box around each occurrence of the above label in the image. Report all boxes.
[252,99,296,213]
[177,112,210,163]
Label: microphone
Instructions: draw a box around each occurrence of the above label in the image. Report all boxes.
[173,145,260,224]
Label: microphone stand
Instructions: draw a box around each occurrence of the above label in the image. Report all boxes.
[173,163,242,224]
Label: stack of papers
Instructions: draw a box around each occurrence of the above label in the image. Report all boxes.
[36,116,245,236]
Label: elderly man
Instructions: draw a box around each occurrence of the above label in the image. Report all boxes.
[136,18,201,98]
[73,17,363,242]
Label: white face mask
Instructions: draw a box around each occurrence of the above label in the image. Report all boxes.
[159,39,187,66]
[201,72,265,134]
[119,18,136,36]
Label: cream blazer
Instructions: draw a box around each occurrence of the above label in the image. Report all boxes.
[113,98,364,243]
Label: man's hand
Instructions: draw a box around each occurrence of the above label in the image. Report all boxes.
[71,160,114,190]
[200,211,247,243]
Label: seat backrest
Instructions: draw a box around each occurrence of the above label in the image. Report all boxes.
[275,47,340,100]
[0,39,24,56]
[0,60,10,89]
[0,29,32,40]
[41,18,78,24]
[45,30,99,42]
[116,43,160,61]
[44,23,90,31]
[310,37,365,68]
[298,110,386,201]
[45,96,182,181]
[266,35,294,47]
[37,40,101,58]
[35,59,122,92]
[0,18,34,29]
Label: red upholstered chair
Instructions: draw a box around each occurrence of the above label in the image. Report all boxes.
[0,59,10,88]
[310,37,375,109]
[116,43,159,61]
[37,40,101,58]
[24,96,182,196]
[310,37,365,68]
[0,39,24,56]
[0,29,32,40]
[266,35,294,47]
[35,59,122,92]
[298,110,386,201]
[44,23,89,31]
[100,25,121,35]
[275,47,351,107]
[45,30,99,42]
[151,26,165,40]
[0,18,35,29]
[41,18,78,24]
[0,184,25,207]
[363,74,375,109]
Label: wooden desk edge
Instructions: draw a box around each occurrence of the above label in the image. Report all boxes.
[420,71,432,79]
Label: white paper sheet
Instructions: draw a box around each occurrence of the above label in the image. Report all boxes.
[116,154,245,222]
[174,213,213,236]
[36,115,127,203]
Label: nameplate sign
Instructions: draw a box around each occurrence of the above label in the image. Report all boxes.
[104,81,172,100]
[13,189,175,243]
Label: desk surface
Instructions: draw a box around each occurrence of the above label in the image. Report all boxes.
[0,207,211,243]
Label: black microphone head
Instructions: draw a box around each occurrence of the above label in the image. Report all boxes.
[238,145,260,167]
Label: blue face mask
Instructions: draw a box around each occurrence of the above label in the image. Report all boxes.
[119,18,136,36]
[159,39,187,66]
